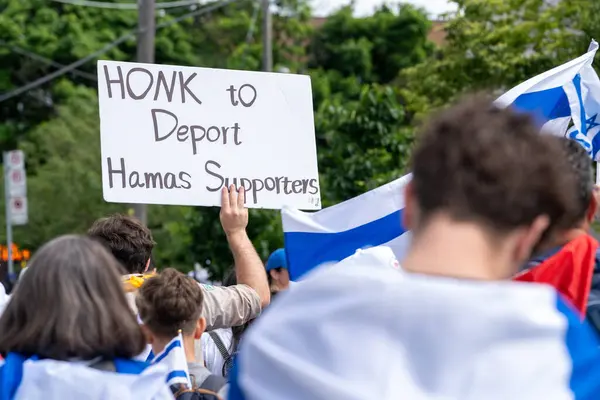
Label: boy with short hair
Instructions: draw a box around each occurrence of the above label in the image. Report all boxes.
[136,268,228,397]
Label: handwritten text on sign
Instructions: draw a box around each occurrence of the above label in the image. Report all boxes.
[97,60,321,210]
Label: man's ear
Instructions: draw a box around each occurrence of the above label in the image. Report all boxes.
[586,190,598,224]
[194,317,207,340]
[144,258,151,273]
[402,181,417,231]
[269,269,277,281]
[515,215,550,264]
[140,324,154,345]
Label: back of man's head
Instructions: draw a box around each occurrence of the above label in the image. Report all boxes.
[408,95,577,240]
[88,214,155,274]
[136,268,204,339]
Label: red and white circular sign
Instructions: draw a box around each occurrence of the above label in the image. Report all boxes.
[13,198,23,210]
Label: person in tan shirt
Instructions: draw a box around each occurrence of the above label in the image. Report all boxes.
[88,186,270,331]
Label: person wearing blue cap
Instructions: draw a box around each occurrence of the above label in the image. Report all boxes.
[265,248,289,296]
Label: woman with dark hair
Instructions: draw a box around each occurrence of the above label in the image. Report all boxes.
[0,235,172,399]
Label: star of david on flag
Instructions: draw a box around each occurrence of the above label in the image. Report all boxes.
[495,40,600,161]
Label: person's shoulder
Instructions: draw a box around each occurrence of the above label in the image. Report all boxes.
[200,283,217,292]
[300,246,401,283]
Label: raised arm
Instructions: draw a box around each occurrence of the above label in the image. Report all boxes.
[220,185,270,308]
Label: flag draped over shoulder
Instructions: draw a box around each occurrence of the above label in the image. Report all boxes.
[514,234,598,318]
[495,40,600,157]
[229,247,600,400]
[151,333,191,391]
[0,353,171,400]
[282,174,411,280]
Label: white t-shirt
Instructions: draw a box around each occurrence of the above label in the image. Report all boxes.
[201,328,233,377]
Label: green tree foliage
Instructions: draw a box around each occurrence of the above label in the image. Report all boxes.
[2,83,126,249]
[0,0,199,149]
[401,0,595,116]
[315,84,414,205]
[310,4,433,83]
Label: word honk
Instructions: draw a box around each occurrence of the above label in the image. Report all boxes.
[103,65,202,105]
[151,109,242,155]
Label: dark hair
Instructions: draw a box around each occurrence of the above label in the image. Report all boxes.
[0,235,146,360]
[136,268,204,338]
[410,95,577,233]
[556,137,593,224]
[88,214,155,274]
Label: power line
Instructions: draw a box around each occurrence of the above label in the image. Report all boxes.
[50,0,202,10]
[0,0,239,104]
[3,43,97,81]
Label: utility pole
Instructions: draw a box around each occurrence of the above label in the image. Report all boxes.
[261,0,272,72]
[134,0,155,225]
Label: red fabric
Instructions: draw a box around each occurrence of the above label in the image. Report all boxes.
[513,234,597,318]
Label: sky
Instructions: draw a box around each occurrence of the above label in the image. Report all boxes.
[312,0,457,17]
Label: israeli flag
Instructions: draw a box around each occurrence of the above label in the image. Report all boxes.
[230,247,600,400]
[0,354,172,399]
[495,40,599,150]
[151,332,191,389]
[282,174,411,280]
[564,42,600,161]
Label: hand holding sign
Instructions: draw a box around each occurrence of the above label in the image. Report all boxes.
[220,185,248,236]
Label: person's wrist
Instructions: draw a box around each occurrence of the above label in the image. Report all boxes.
[225,228,248,242]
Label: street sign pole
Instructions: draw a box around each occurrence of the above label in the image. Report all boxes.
[3,152,13,278]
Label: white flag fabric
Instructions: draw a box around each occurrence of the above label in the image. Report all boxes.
[282,174,412,280]
[495,40,598,139]
[151,332,191,389]
[564,42,600,161]
[229,246,600,400]
[0,354,172,400]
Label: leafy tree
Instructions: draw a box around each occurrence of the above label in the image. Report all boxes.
[400,0,594,116]
[310,4,433,83]
[315,83,414,205]
[0,83,126,249]
[0,0,201,149]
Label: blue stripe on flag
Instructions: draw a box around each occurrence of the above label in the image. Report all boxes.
[592,131,600,159]
[555,295,600,399]
[573,74,588,135]
[153,340,181,364]
[145,350,155,363]
[167,370,189,382]
[512,86,571,127]
[285,209,406,280]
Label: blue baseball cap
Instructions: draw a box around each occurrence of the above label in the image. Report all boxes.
[266,248,288,271]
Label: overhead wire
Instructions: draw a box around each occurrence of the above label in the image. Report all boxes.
[0,0,239,104]
[50,0,203,10]
[2,42,97,81]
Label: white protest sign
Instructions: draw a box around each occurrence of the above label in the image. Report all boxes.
[97,60,321,210]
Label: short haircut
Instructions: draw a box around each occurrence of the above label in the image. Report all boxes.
[410,95,577,233]
[136,268,204,338]
[88,214,155,274]
[556,137,593,224]
[0,235,145,360]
